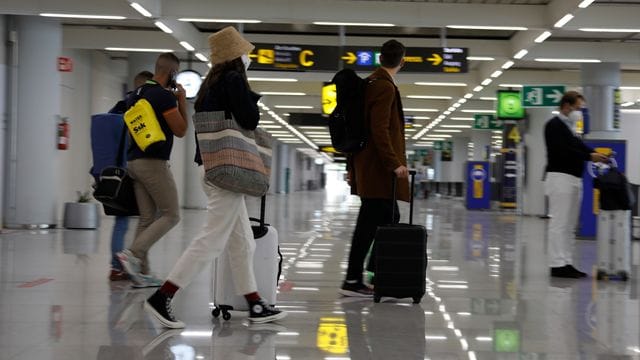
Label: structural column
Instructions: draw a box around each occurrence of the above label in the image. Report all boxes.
[0,16,7,228]
[581,62,621,139]
[521,108,555,216]
[471,131,492,161]
[5,16,62,227]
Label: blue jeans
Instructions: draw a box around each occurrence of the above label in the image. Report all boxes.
[111,216,129,270]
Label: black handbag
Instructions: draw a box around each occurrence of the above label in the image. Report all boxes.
[93,127,139,216]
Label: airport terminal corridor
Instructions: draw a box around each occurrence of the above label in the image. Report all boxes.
[2,187,640,360]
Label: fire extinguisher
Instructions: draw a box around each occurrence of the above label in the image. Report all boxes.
[57,117,69,150]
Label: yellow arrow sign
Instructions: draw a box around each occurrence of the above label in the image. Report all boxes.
[341,52,357,65]
[426,53,443,66]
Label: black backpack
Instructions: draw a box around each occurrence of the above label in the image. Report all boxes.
[594,167,635,210]
[328,69,373,153]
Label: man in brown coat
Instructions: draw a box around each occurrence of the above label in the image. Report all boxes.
[340,40,410,297]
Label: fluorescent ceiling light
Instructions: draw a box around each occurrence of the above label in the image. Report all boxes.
[464,93,473,99]
[458,98,468,104]
[501,61,515,70]
[621,86,640,90]
[179,41,195,51]
[260,92,306,96]
[451,117,474,121]
[499,84,523,88]
[404,108,439,112]
[298,126,327,129]
[580,28,640,33]
[481,78,493,86]
[249,77,298,82]
[415,82,467,87]
[452,103,461,108]
[412,116,431,120]
[473,85,484,92]
[434,129,462,133]
[154,21,173,33]
[533,31,552,44]
[621,109,640,114]
[105,47,173,52]
[461,109,495,113]
[130,2,152,17]
[621,102,635,107]
[407,95,453,100]
[513,49,528,59]
[441,125,471,128]
[40,13,126,19]
[195,52,208,62]
[535,58,601,63]
[490,70,503,78]
[444,111,451,115]
[275,105,314,109]
[424,134,452,138]
[480,97,497,101]
[554,14,574,28]
[476,337,493,342]
[260,125,283,129]
[178,18,262,23]
[467,56,495,61]
[271,134,296,138]
[447,25,527,31]
[313,21,394,27]
[578,0,595,8]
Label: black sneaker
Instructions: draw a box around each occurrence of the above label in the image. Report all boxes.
[550,265,582,279]
[565,264,587,278]
[144,291,185,329]
[339,281,374,298]
[248,299,287,324]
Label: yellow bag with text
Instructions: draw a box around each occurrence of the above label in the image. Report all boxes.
[124,98,166,151]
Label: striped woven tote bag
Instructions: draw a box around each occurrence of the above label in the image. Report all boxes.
[193,111,272,197]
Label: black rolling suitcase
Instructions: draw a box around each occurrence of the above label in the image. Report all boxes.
[373,171,428,304]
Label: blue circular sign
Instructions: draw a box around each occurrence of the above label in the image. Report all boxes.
[471,168,487,182]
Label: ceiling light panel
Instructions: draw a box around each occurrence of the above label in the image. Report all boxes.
[179,18,262,23]
[40,13,126,19]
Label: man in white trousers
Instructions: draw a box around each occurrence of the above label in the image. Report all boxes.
[544,91,608,278]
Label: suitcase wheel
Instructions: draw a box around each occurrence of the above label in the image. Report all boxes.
[374,295,381,303]
[212,307,221,318]
[618,271,629,282]
[596,270,608,281]
[222,311,232,321]
[412,296,422,304]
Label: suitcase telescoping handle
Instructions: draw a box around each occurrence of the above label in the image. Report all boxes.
[391,170,417,225]
[249,195,267,228]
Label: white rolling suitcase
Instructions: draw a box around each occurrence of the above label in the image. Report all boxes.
[594,163,634,281]
[596,210,631,281]
[211,196,282,320]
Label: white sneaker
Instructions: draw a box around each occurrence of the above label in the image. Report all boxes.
[132,274,163,288]
[117,249,143,282]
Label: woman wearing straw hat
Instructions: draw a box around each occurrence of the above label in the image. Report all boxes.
[144,26,286,328]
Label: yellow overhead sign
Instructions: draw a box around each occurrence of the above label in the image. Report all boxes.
[322,83,337,115]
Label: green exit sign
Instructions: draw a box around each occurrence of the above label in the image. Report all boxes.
[497,90,525,120]
[474,114,504,130]
[523,85,565,107]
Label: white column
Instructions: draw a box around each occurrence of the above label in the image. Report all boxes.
[0,15,7,228]
[182,104,207,209]
[522,108,555,215]
[471,131,492,161]
[5,16,62,227]
[582,62,621,139]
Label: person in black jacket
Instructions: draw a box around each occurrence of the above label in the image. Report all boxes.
[544,91,608,278]
[145,26,286,328]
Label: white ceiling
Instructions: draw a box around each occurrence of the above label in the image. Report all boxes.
[2,0,640,151]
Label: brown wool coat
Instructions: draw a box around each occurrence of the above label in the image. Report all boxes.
[351,67,409,202]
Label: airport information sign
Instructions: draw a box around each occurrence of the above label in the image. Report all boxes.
[248,44,468,73]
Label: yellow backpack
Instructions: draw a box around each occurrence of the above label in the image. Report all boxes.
[124,86,166,151]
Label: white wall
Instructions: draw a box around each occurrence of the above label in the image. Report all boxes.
[57,49,126,221]
[620,112,640,184]
[0,15,7,228]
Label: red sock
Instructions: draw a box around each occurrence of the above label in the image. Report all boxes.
[244,292,261,302]
[159,281,180,297]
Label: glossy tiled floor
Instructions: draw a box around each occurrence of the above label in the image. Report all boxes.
[2,183,640,360]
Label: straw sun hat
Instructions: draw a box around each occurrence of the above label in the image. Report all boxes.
[208,26,255,66]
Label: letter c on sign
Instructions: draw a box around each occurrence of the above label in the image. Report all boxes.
[300,50,314,67]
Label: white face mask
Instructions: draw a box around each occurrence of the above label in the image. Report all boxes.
[241,54,251,71]
[568,110,582,123]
